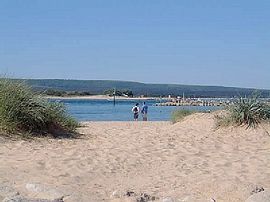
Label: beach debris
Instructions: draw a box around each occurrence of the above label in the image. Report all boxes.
[0,184,65,202]
[25,183,65,201]
[246,189,270,202]
[136,193,157,202]
[162,197,175,202]
[126,191,136,197]
[111,190,121,198]
[2,195,64,202]
[0,185,20,201]
[250,186,264,195]
[125,191,158,202]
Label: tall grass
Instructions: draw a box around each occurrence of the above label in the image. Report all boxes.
[171,109,196,123]
[216,96,270,128]
[0,79,79,137]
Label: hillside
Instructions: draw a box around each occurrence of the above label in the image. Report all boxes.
[17,79,270,97]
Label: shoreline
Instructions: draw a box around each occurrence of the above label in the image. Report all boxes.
[44,95,163,100]
[80,121,170,124]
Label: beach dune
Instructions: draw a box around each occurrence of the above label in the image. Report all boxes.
[0,113,270,201]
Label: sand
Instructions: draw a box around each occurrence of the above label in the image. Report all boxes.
[44,95,159,100]
[0,113,270,202]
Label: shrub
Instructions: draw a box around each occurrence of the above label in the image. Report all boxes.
[171,109,196,123]
[216,96,270,128]
[0,79,79,137]
[43,89,67,97]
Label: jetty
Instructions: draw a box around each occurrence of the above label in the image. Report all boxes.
[156,97,270,107]
[156,97,233,107]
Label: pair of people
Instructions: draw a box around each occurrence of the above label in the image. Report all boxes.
[132,102,148,121]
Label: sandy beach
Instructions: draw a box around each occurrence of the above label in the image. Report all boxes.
[44,95,160,100]
[1,113,270,202]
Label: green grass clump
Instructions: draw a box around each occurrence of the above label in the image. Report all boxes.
[216,96,270,128]
[0,79,79,137]
[171,109,197,123]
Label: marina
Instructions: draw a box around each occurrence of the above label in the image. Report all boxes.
[156,97,233,107]
[156,97,270,107]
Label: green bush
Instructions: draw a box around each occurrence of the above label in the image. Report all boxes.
[0,79,79,137]
[103,88,133,97]
[171,109,196,123]
[216,96,270,128]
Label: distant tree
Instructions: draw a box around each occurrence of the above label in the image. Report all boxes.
[79,91,92,96]
[44,89,67,97]
[43,89,92,97]
[104,89,122,96]
[103,89,133,97]
[122,90,133,97]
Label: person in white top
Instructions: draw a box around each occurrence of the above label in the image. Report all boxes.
[131,103,140,121]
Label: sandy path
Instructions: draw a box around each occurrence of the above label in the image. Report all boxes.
[0,114,270,201]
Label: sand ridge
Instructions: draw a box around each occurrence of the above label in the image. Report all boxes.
[0,113,270,201]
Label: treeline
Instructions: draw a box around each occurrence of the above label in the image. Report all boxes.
[43,89,93,97]
[43,88,134,97]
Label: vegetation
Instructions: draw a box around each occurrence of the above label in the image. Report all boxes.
[0,79,79,137]
[216,96,270,128]
[171,109,197,123]
[14,79,270,98]
[43,89,93,97]
[103,89,123,96]
[103,89,133,97]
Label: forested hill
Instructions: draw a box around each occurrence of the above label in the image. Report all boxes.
[19,79,270,98]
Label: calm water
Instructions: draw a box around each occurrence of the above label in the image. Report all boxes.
[51,99,222,121]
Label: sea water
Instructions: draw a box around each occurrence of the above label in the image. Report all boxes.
[51,99,222,121]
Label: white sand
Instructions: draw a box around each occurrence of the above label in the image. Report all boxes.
[0,113,270,201]
[44,95,158,100]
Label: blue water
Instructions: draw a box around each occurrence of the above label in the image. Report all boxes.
[51,99,222,121]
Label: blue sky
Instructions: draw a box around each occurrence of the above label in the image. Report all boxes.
[0,0,269,89]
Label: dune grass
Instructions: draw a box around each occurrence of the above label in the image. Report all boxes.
[171,109,197,123]
[216,96,270,128]
[0,79,79,138]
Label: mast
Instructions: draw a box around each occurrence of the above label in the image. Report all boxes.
[113,88,116,106]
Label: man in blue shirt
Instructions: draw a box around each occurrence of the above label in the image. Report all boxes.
[141,102,148,121]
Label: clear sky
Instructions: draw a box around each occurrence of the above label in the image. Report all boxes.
[0,0,269,89]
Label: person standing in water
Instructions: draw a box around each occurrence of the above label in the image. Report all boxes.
[132,103,140,121]
[141,102,148,121]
